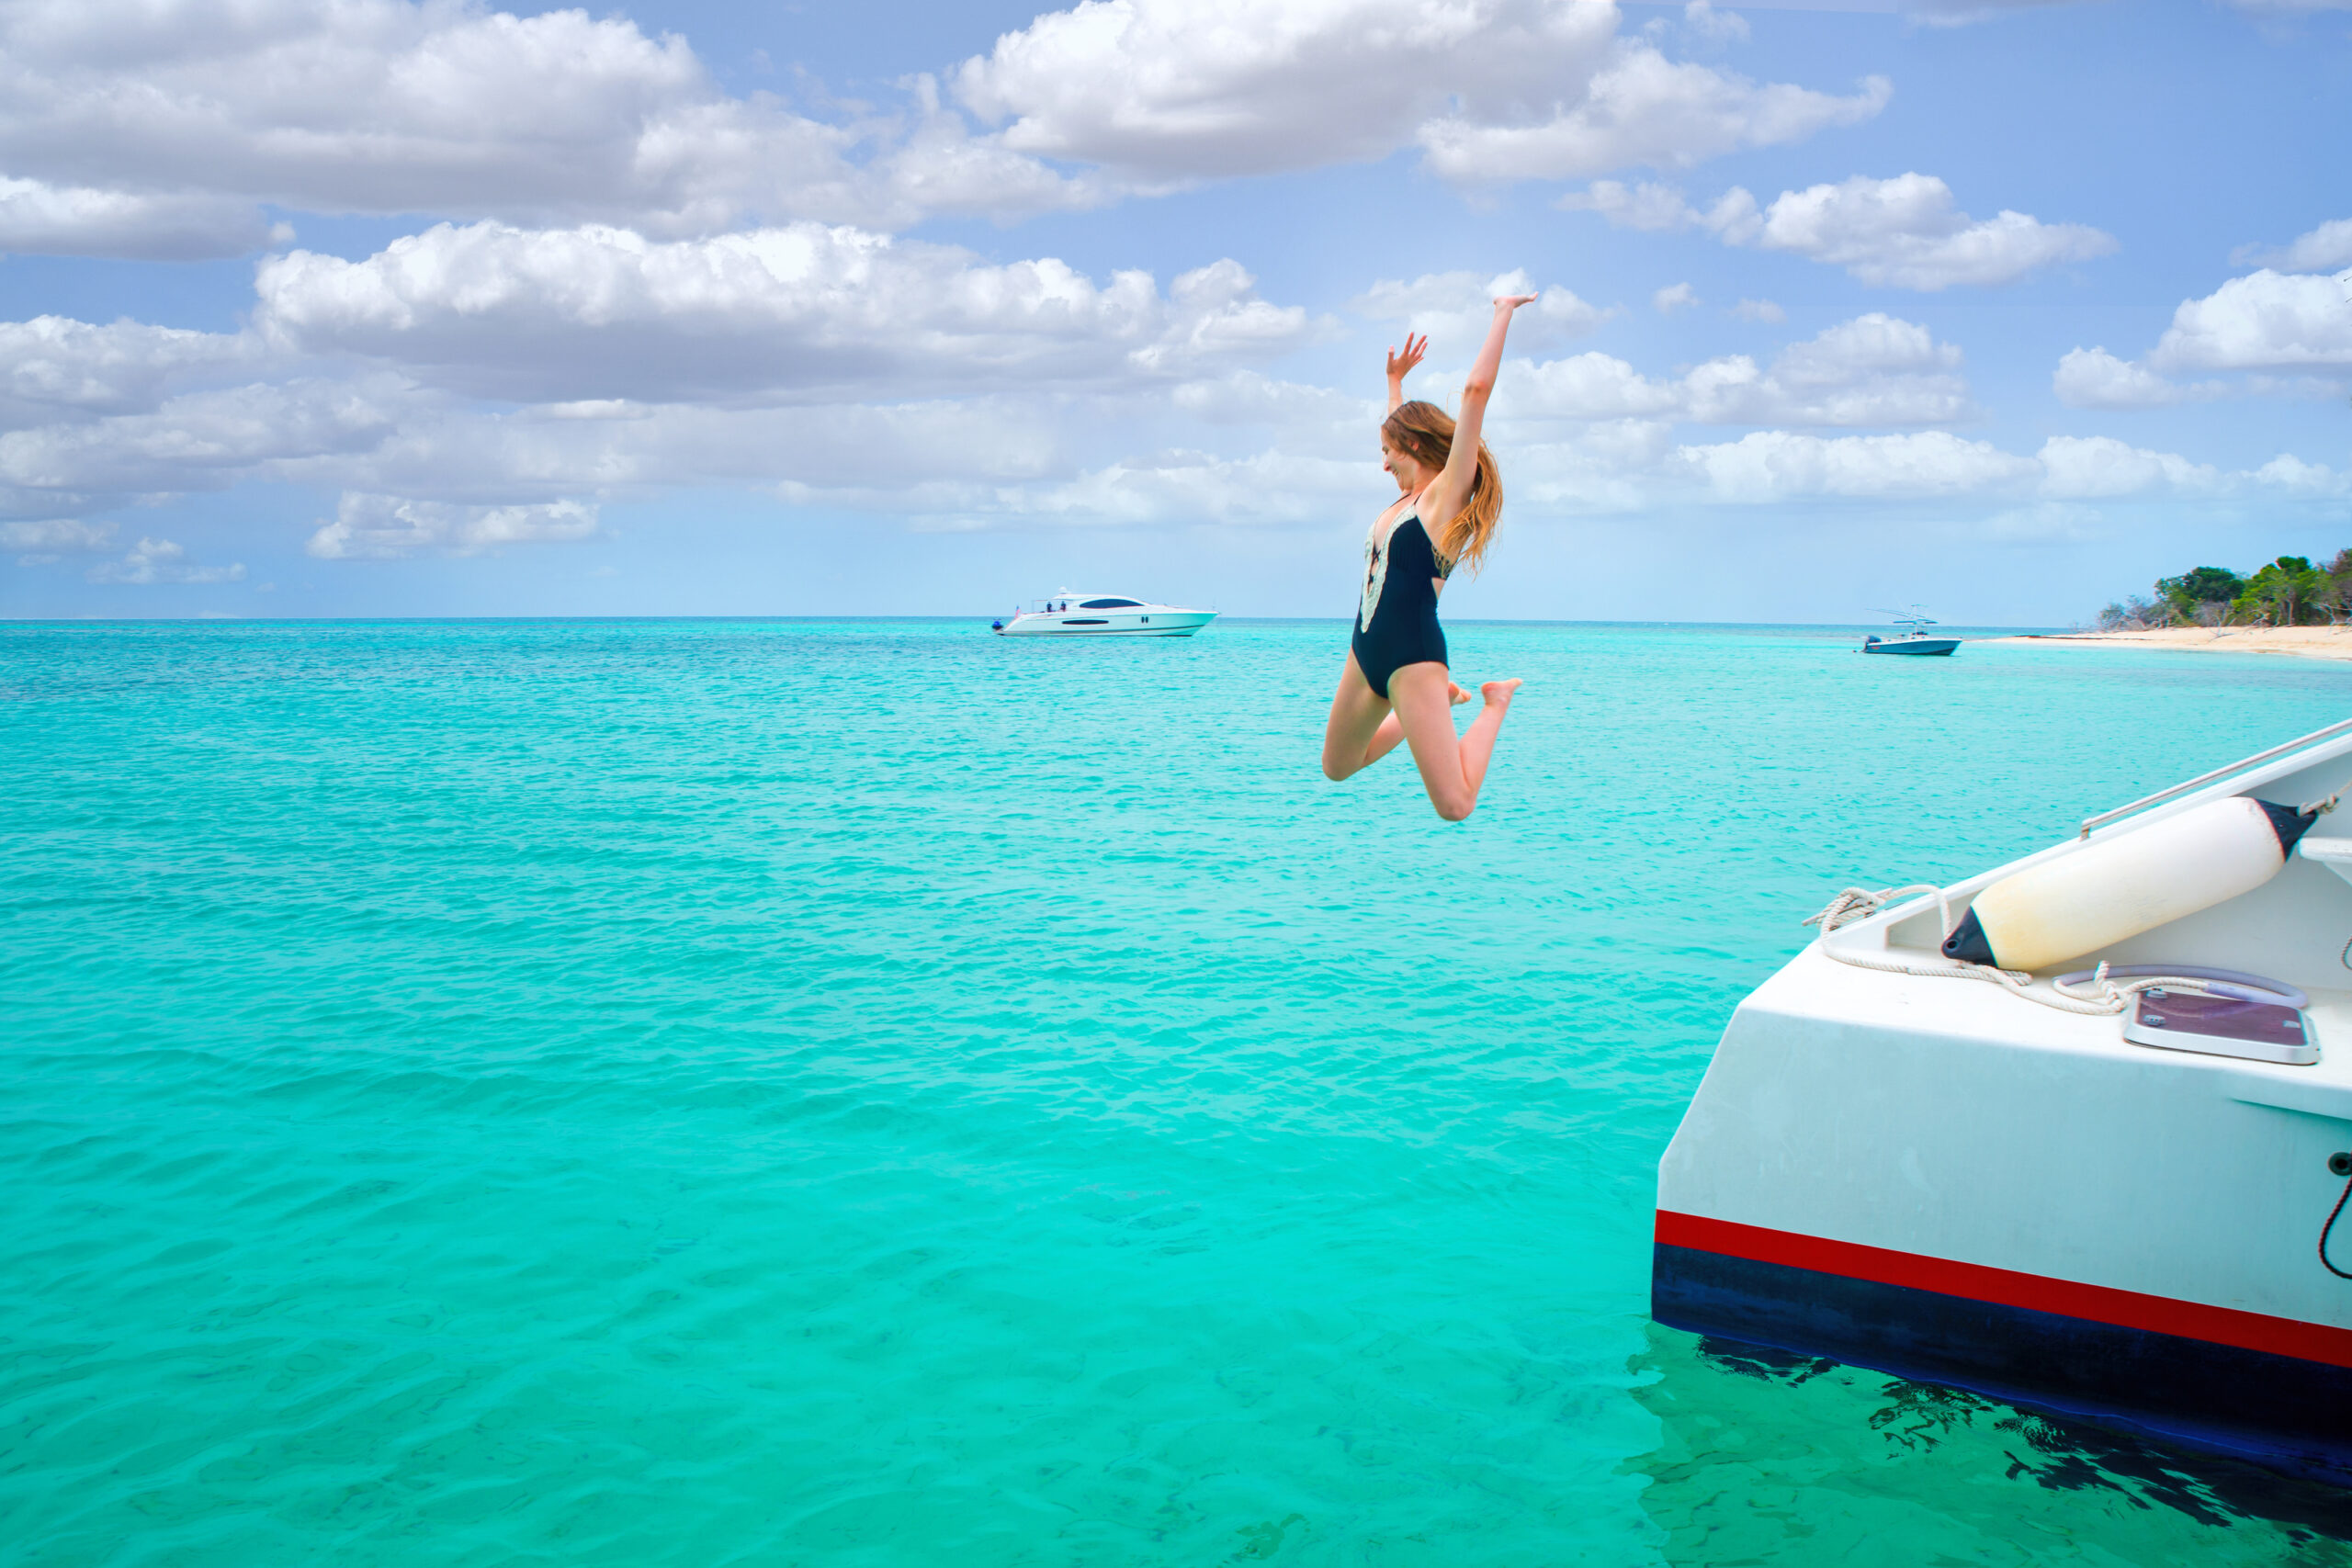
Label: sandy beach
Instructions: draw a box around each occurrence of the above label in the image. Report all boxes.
[1984,626,2352,663]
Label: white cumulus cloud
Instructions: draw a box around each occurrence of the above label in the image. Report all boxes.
[1679,1,1751,46]
[0,316,259,425]
[0,176,273,259]
[1672,429,2034,501]
[1736,174,2117,288]
[2035,434,2220,498]
[1510,355,1682,421]
[1169,372,1373,455]
[0,0,1093,243]
[1349,268,1613,354]
[1512,312,1971,426]
[2233,217,2352,273]
[307,492,603,558]
[254,221,1317,403]
[1559,177,1734,231]
[2051,346,2195,409]
[954,0,1886,186]
[0,347,1103,532]
[2252,454,2352,496]
[1457,423,2342,513]
[977,450,1367,528]
[0,0,1904,260]
[0,377,409,505]
[1418,42,1888,184]
[1566,173,2115,289]
[2,515,114,562]
[2151,269,2352,372]
[84,535,243,584]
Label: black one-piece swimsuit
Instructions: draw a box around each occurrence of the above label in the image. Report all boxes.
[1351,500,1454,700]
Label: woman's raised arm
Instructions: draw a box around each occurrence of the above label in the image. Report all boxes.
[1423,295,1535,528]
[1385,333,1428,412]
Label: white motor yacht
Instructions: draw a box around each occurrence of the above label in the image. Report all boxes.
[991,592,1216,637]
[1655,719,2352,1484]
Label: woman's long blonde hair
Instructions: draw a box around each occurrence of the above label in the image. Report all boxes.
[1382,400,1501,575]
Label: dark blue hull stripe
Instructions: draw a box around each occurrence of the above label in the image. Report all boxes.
[1654,1242,2352,1485]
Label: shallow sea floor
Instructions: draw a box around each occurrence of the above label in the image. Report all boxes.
[6,618,2351,1566]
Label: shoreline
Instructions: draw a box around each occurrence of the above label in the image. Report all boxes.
[1983,626,2352,664]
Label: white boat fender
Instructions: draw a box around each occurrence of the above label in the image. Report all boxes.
[1941,795,2317,972]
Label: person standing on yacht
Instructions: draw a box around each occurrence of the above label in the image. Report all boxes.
[1318,293,1532,822]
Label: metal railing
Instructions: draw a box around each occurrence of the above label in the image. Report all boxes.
[2078,716,2352,839]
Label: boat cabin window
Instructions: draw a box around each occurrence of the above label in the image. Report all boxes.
[1080,598,1140,609]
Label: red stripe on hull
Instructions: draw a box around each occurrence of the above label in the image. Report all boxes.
[1655,1210,2352,1370]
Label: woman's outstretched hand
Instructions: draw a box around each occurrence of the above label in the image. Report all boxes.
[1494,293,1539,313]
[1385,333,1429,382]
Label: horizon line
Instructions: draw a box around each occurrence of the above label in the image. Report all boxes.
[2,614,2075,630]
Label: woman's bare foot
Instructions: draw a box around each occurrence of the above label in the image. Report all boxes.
[1448,682,1472,706]
[1481,678,1522,709]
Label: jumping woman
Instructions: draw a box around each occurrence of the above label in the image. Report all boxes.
[1320,292,1534,821]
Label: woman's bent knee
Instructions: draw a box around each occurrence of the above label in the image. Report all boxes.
[1430,793,1475,822]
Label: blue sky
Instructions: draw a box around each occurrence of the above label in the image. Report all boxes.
[0,0,2346,623]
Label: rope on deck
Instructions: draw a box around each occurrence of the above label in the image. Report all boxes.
[1802,885,2228,1017]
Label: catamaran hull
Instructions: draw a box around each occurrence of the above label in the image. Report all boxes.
[995,611,1216,636]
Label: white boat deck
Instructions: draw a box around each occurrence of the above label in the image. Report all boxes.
[1669,932,2352,1327]
[1748,942,2352,1114]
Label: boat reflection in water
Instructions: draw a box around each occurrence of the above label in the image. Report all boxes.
[1624,1322,2352,1563]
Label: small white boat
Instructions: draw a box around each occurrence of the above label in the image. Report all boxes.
[991,592,1216,637]
[1862,605,1959,656]
[1655,719,2352,1483]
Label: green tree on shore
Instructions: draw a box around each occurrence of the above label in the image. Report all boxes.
[2233,556,2327,626]
[2328,550,2352,622]
[2150,566,2245,626]
[2109,552,2351,628]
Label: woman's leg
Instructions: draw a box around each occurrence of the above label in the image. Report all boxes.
[1387,662,1521,820]
[1359,682,1471,763]
[1322,660,1480,782]
[1321,653,1394,781]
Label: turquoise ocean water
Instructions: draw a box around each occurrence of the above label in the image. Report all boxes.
[7,617,2352,1567]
